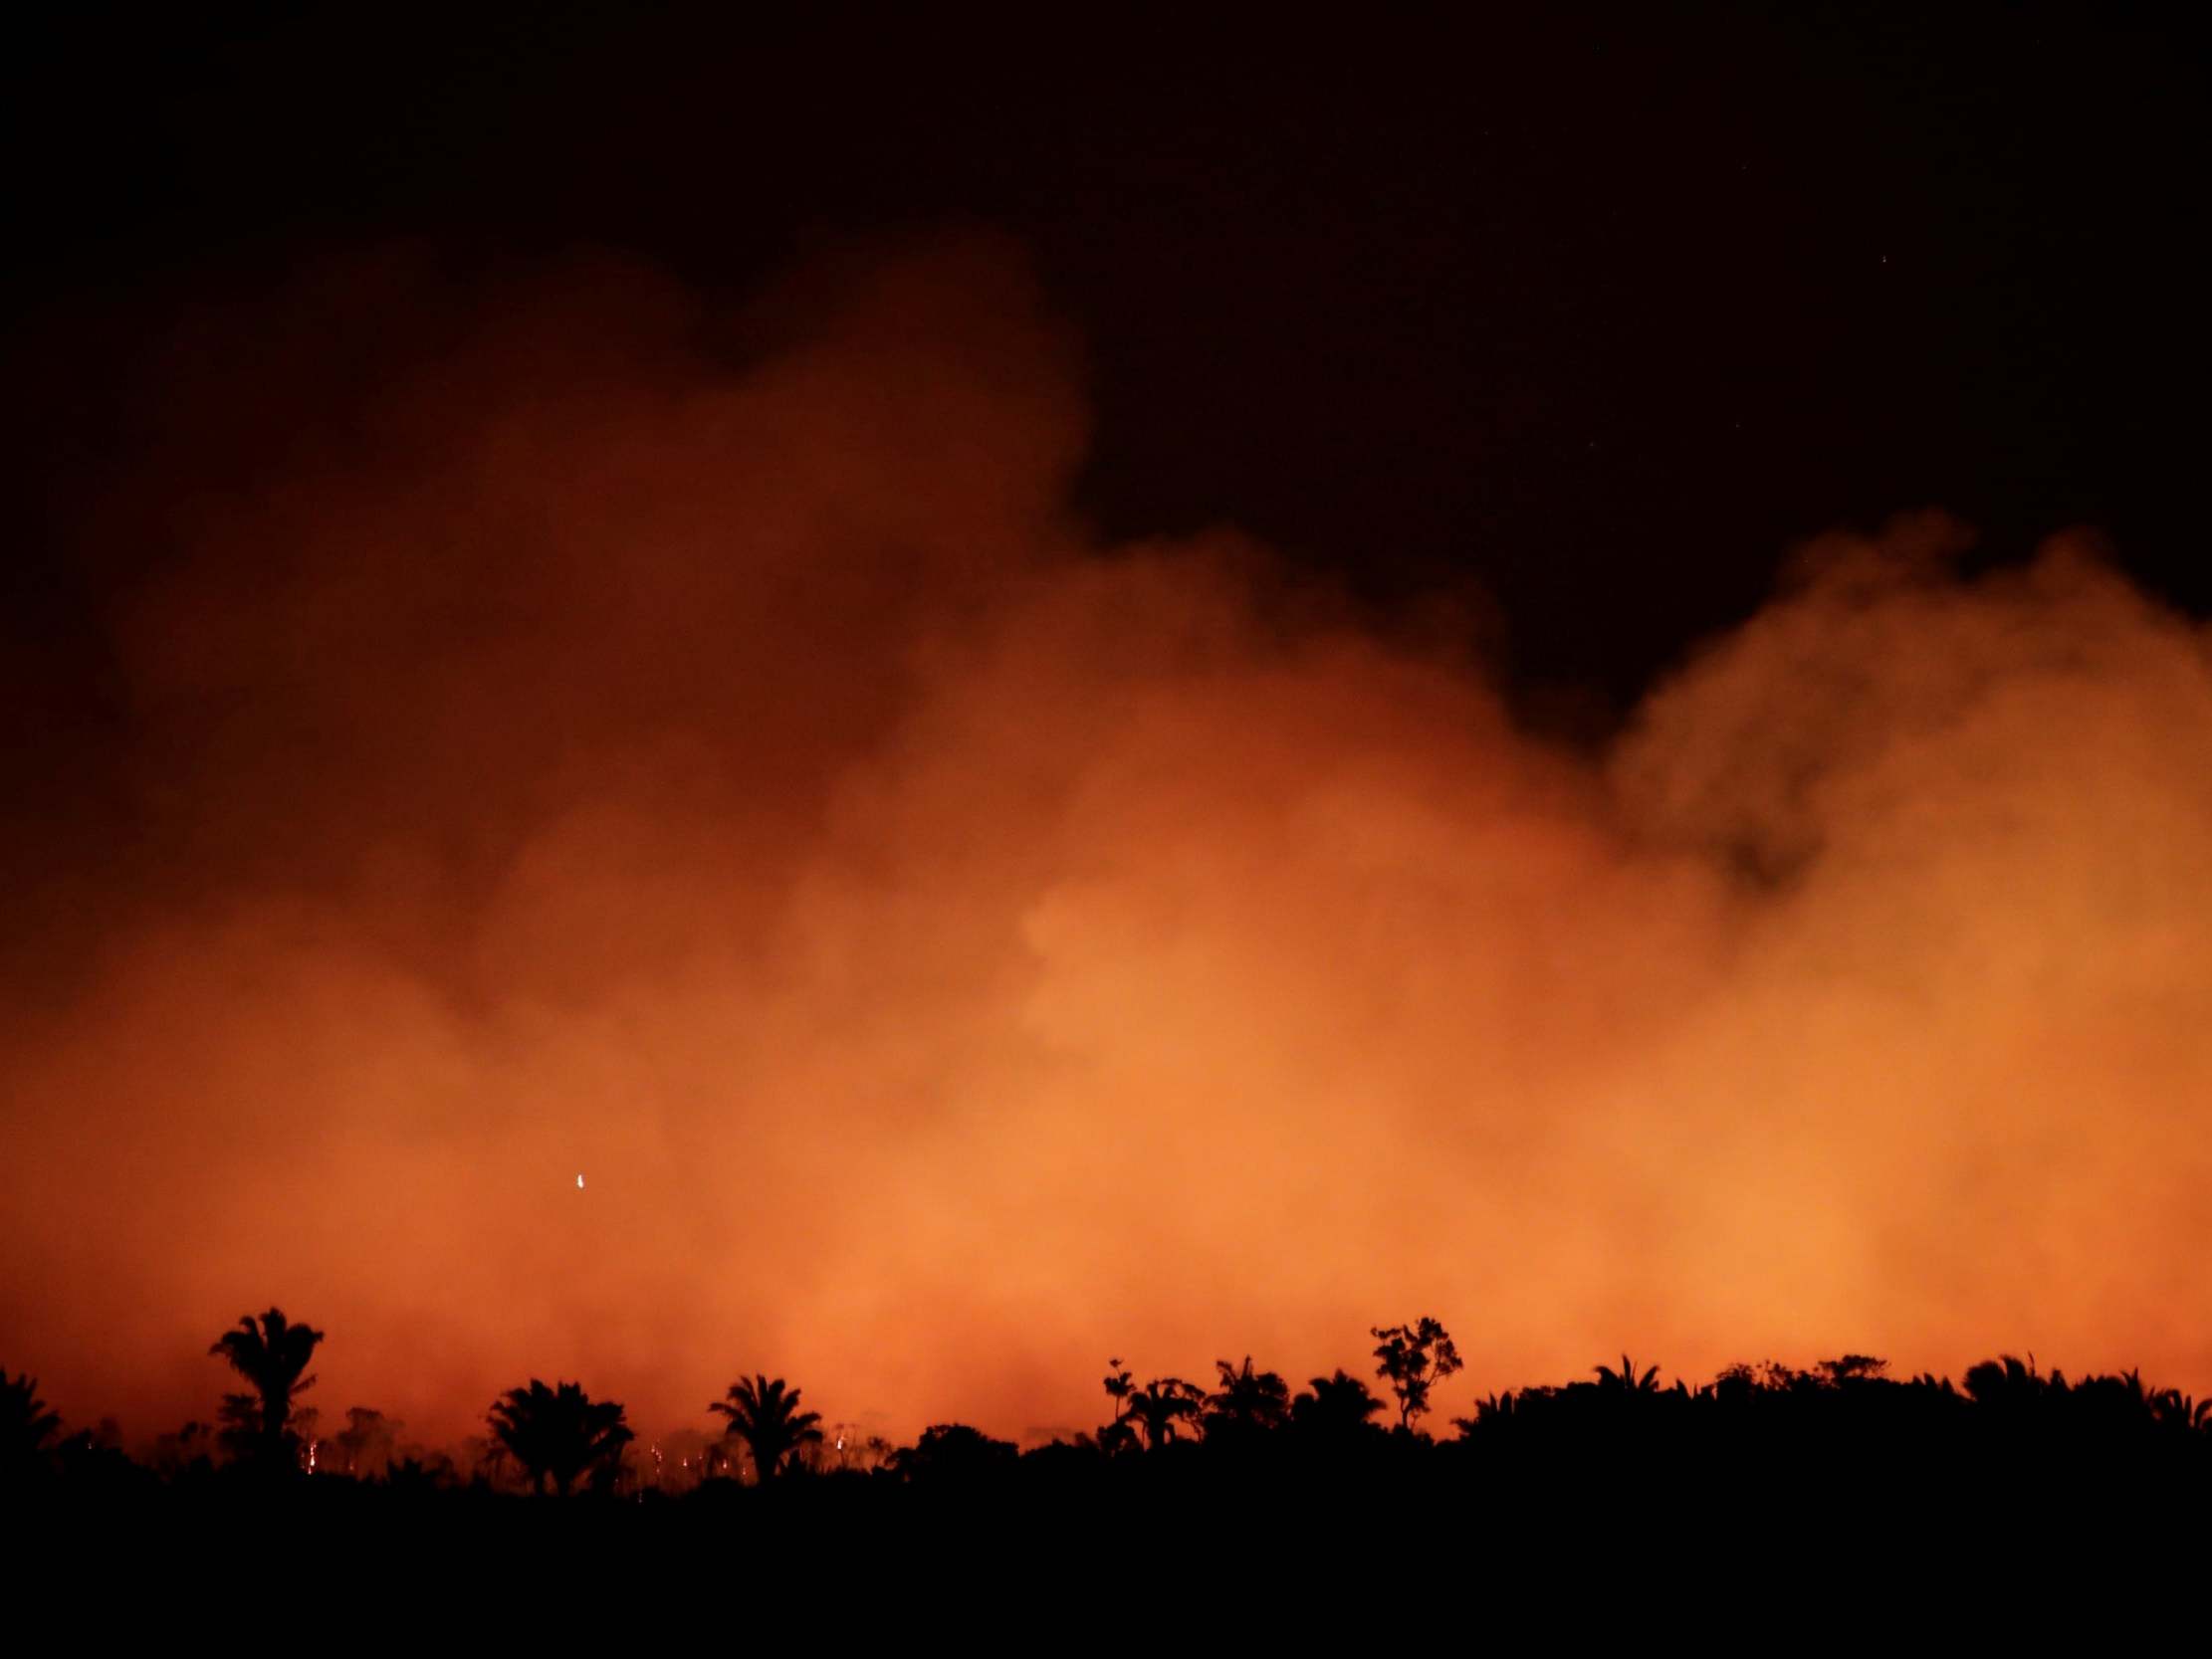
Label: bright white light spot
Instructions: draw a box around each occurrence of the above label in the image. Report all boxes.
[576,1173,585,1189]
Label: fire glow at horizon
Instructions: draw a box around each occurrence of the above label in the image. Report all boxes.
[3,240,2208,1450]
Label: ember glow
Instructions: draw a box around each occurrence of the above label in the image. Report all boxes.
[2,242,2207,1447]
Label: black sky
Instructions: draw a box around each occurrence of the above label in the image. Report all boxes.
[5,2,2204,726]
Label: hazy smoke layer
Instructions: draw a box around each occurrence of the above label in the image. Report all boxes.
[5,241,2208,1445]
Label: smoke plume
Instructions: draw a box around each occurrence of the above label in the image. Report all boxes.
[4,239,2207,1445]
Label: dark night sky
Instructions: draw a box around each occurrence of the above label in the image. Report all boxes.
[4,3,2204,721]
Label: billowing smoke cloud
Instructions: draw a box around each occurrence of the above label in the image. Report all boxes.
[4,239,2208,1447]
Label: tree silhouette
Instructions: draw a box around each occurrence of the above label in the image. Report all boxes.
[215,1393,264,1463]
[1124,1377,1205,1449]
[1451,1390,1519,1435]
[332,1406,401,1479]
[1204,1356,1290,1440]
[1964,1353,2052,1414]
[1096,1358,1141,1455]
[150,1417,215,1481]
[1102,1358,1134,1421]
[1292,1368,1388,1438]
[890,1423,1019,1484]
[209,1308,324,1468]
[708,1374,823,1483]
[1593,1354,1660,1395]
[1371,1317,1461,1431]
[2150,1388,2211,1435]
[1816,1354,1888,1386]
[2,1368,62,1479]
[18,1317,2212,1522]
[487,1379,633,1496]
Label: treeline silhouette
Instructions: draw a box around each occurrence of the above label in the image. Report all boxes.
[8,1307,2209,1523]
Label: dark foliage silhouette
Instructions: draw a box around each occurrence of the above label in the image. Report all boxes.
[3,1369,63,1480]
[2151,1388,2210,1435]
[1101,1358,1134,1420]
[1593,1354,1662,1394]
[1203,1356,1291,1442]
[708,1374,822,1483]
[1964,1352,2050,1411]
[214,1392,265,1464]
[1095,1358,1141,1456]
[1370,1317,1461,1431]
[209,1308,324,1469]
[332,1406,401,1480]
[383,1454,444,1493]
[487,1379,633,1496]
[148,1417,215,1481]
[1817,1354,1888,1385]
[1290,1368,1388,1440]
[891,1423,1020,1485]
[13,1310,2212,1594]
[1123,1376,1205,1449]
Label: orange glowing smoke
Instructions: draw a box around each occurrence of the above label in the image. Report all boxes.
[3,240,2208,1447]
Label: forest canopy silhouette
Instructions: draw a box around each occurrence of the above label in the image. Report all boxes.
[9,1309,2208,1529]
[3,238,2210,1454]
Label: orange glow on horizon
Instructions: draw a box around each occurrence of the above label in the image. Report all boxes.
[3,241,2208,1451]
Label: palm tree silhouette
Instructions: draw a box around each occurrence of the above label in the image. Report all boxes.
[2149,1388,2211,1435]
[1123,1377,1204,1450]
[1451,1390,1520,1435]
[1204,1356,1290,1438]
[1594,1354,1661,1395]
[1964,1353,2050,1412]
[209,1308,324,1466]
[709,1374,823,1482]
[1292,1368,1387,1437]
[1102,1358,1134,1420]
[1093,1358,1142,1455]
[488,1378,633,1496]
